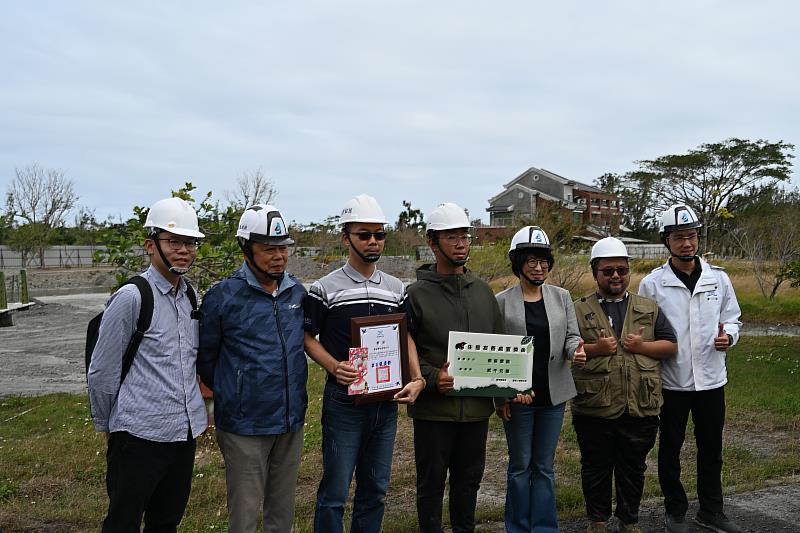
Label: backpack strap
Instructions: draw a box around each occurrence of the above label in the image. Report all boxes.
[185,281,201,319]
[119,276,154,383]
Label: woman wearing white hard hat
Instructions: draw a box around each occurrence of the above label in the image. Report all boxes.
[494,226,585,533]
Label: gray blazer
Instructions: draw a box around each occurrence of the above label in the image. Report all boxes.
[495,283,581,406]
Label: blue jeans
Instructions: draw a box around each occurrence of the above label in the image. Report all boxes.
[502,402,566,533]
[314,380,398,533]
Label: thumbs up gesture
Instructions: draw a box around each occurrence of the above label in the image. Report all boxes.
[623,325,646,353]
[437,361,455,394]
[714,323,731,351]
[596,329,618,356]
[573,339,587,368]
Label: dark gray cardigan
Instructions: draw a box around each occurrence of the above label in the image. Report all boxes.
[495,283,581,406]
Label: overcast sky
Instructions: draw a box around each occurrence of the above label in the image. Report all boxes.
[1,1,798,226]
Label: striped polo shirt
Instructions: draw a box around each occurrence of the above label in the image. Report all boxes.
[304,261,407,375]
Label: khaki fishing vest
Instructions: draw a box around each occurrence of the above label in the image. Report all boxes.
[572,294,663,418]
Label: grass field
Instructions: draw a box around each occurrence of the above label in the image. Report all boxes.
[1,336,798,532]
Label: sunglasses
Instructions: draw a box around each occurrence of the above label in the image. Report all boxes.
[598,267,630,277]
[347,231,387,242]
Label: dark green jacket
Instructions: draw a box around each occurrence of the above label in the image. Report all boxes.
[406,264,503,422]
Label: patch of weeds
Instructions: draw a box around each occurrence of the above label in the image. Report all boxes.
[0,396,27,410]
[0,479,19,501]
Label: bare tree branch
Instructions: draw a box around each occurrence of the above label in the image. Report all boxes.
[225,167,278,209]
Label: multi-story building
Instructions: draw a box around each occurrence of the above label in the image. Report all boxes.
[485,166,621,233]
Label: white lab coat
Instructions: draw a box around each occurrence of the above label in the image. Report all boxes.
[638,258,742,391]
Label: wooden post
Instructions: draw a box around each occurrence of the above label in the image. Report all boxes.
[0,272,6,309]
[20,269,29,304]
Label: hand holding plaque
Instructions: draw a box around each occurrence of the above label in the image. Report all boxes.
[349,314,410,404]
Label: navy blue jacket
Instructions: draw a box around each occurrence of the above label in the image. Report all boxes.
[198,262,308,435]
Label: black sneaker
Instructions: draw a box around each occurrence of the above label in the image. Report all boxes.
[664,513,689,533]
[694,510,744,533]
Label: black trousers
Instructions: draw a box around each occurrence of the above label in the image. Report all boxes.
[413,419,489,533]
[572,413,659,525]
[102,431,197,533]
[658,386,726,518]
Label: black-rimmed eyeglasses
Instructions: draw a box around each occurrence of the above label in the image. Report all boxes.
[159,238,200,251]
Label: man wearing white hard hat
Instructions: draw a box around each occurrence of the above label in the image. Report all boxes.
[88,197,208,532]
[304,194,426,533]
[639,205,743,533]
[572,237,677,533]
[405,202,505,533]
[198,204,308,533]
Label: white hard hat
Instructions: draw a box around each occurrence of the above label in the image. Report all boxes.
[426,202,471,232]
[236,204,294,245]
[590,237,630,261]
[509,226,551,256]
[144,197,204,238]
[659,204,702,237]
[339,194,388,225]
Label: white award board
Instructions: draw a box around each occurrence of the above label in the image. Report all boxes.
[446,331,534,397]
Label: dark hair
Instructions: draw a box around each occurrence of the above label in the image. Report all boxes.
[510,249,554,277]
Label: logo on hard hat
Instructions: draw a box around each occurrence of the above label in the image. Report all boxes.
[272,219,285,236]
[680,212,690,223]
[534,233,543,243]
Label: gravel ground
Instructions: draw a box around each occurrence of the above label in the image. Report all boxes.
[0,294,105,397]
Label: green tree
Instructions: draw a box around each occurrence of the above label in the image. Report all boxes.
[396,200,424,231]
[595,171,660,240]
[97,182,244,292]
[0,202,15,244]
[389,200,426,257]
[638,138,794,250]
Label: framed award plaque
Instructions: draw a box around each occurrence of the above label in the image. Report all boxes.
[349,313,410,404]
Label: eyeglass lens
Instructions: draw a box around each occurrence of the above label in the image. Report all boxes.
[525,258,549,268]
[161,239,199,251]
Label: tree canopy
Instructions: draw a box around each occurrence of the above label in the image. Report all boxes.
[596,138,794,248]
